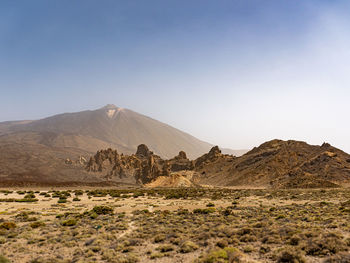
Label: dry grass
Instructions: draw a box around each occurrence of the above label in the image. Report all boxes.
[0,188,349,262]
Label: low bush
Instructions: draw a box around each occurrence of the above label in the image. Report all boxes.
[0,255,10,263]
[92,206,114,215]
[61,219,77,226]
[193,208,216,214]
[30,221,45,229]
[196,247,242,263]
[0,222,16,230]
[277,249,306,263]
[180,241,199,253]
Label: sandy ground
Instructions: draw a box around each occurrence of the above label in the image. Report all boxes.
[0,188,349,263]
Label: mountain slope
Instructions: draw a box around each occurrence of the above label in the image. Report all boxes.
[84,139,350,188]
[196,139,350,188]
[0,104,246,183]
[0,104,245,159]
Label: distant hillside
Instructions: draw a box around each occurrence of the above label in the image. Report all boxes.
[196,139,350,188]
[0,104,245,159]
[0,104,246,183]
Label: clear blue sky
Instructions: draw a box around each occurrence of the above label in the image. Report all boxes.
[1,1,350,152]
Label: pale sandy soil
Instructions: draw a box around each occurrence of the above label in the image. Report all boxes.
[0,188,349,263]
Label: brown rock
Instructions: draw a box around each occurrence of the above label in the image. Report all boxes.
[136,144,151,157]
[177,151,187,159]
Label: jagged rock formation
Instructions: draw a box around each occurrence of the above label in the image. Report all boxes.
[168,151,194,172]
[135,144,152,158]
[194,146,225,168]
[86,145,167,184]
[85,144,216,186]
[86,140,350,188]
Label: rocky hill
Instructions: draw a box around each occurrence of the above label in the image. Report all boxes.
[196,140,350,188]
[85,140,350,188]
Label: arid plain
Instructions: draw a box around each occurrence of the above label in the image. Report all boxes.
[0,187,349,263]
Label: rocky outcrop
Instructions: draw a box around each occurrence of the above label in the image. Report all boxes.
[86,145,167,184]
[168,151,194,172]
[86,143,218,186]
[65,156,87,166]
[136,144,152,158]
[194,146,223,168]
[86,140,350,189]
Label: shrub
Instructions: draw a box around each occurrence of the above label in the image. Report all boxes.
[0,255,10,263]
[157,244,174,252]
[303,234,347,256]
[323,252,350,263]
[133,191,144,198]
[0,199,15,202]
[193,208,215,214]
[180,241,199,253]
[15,198,38,202]
[30,221,45,229]
[177,209,190,215]
[0,222,16,230]
[57,199,67,203]
[154,234,166,243]
[197,247,242,263]
[89,212,98,219]
[92,206,114,215]
[24,193,35,199]
[61,219,77,226]
[222,208,233,216]
[277,250,306,263]
[74,190,84,196]
[290,235,300,246]
[150,252,164,259]
[216,240,228,248]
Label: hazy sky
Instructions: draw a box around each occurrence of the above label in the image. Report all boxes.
[1,1,350,152]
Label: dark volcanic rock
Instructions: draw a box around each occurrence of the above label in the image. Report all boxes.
[194,146,223,168]
[177,151,187,159]
[168,151,194,172]
[136,144,152,158]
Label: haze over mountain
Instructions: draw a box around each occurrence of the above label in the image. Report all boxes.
[1,103,350,188]
[0,104,246,160]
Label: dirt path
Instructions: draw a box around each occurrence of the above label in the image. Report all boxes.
[118,220,136,239]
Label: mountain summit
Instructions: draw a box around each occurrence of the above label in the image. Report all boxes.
[102,104,118,109]
[0,105,247,183]
[2,104,242,159]
[2,104,236,159]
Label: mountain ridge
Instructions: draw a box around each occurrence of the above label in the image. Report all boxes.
[84,139,350,188]
[0,105,246,159]
[0,105,246,184]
